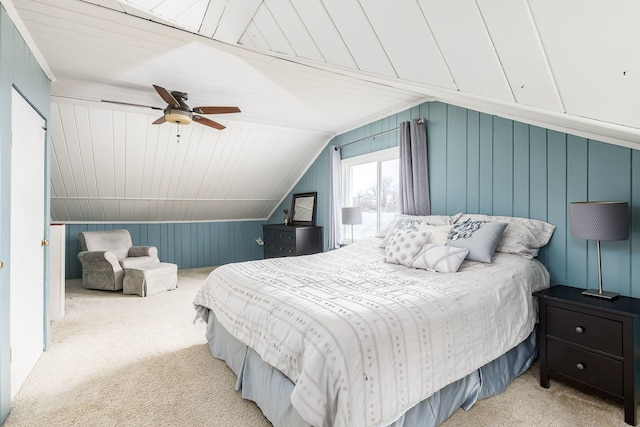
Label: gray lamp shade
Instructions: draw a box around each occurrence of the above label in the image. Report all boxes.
[569,201,629,241]
[342,207,362,225]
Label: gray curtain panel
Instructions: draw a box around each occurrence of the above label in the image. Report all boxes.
[399,119,431,215]
[328,146,343,249]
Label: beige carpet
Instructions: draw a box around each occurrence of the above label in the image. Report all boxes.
[3,267,630,426]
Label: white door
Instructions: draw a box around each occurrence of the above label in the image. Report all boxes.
[10,88,46,399]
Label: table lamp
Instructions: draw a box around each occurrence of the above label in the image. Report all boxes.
[342,207,362,244]
[569,201,629,299]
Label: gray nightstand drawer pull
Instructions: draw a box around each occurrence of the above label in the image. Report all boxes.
[576,363,585,370]
[575,326,584,334]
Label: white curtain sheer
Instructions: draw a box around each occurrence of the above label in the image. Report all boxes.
[399,119,431,215]
[328,146,343,249]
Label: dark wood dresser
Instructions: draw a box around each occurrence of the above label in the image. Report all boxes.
[262,224,323,259]
[534,285,640,425]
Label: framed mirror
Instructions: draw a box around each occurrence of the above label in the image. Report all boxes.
[290,192,317,226]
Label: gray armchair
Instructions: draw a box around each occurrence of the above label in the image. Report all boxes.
[77,229,159,291]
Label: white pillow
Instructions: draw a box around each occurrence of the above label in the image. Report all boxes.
[419,224,452,245]
[411,244,469,273]
[384,229,431,267]
[378,213,462,238]
[456,214,555,259]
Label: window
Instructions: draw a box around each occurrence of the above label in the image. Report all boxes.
[342,147,399,240]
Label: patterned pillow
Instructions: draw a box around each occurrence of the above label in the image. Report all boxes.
[380,217,425,248]
[384,229,431,267]
[455,214,555,258]
[447,219,507,263]
[411,244,469,273]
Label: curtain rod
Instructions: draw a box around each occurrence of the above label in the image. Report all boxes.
[336,118,426,149]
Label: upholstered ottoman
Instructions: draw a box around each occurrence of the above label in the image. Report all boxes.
[123,263,178,297]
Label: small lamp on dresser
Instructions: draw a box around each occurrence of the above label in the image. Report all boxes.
[342,207,362,244]
[569,201,629,299]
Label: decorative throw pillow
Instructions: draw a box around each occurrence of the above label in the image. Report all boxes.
[380,217,425,248]
[384,229,431,267]
[447,220,507,263]
[419,224,453,245]
[411,244,469,273]
[455,214,556,258]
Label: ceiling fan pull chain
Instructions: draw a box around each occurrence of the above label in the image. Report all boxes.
[177,124,181,143]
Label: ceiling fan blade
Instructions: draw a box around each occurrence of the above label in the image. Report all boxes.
[101,100,163,110]
[193,115,225,130]
[192,106,241,115]
[152,116,167,125]
[153,84,180,107]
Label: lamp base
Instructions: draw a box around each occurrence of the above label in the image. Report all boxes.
[582,289,619,300]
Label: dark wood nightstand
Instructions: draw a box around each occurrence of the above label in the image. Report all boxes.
[262,224,323,258]
[534,285,640,425]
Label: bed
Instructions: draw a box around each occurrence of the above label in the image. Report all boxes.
[193,214,554,427]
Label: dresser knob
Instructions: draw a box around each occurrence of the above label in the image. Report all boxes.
[575,326,584,334]
[576,363,585,370]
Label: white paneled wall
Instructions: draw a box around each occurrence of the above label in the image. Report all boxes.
[49,100,330,222]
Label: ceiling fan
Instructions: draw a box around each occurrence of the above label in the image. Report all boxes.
[102,85,240,130]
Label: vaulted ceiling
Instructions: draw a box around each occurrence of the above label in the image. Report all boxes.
[8,0,640,222]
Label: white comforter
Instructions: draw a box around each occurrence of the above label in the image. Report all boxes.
[193,238,549,427]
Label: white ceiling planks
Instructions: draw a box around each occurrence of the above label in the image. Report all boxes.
[417,0,512,101]
[86,108,118,198]
[48,96,331,222]
[117,1,178,26]
[476,0,563,112]
[261,0,324,62]
[321,0,396,76]
[250,3,295,56]
[240,21,269,51]
[16,0,424,132]
[287,0,356,69]
[529,0,640,129]
[112,109,129,199]
[210,0,262,44]
[152,0,207,30]
[198,0,227,37]
[358,0,453,87]
[14,0,640,223]
[122,112,150,199]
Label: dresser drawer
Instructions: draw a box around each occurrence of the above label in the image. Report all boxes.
[263,228,296,245]
[547,305,623,356]
[547,338,623,397]
[264,244,295,257]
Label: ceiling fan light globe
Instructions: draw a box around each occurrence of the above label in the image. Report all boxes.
[164,109,192,125]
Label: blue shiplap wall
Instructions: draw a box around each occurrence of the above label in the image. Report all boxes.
[65,221,264,279]
[272,101,640,298]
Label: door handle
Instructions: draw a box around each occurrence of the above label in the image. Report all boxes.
[0,260,3,270]
[41,239,49,247]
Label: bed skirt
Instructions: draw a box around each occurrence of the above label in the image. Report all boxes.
[205,309,537,427]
